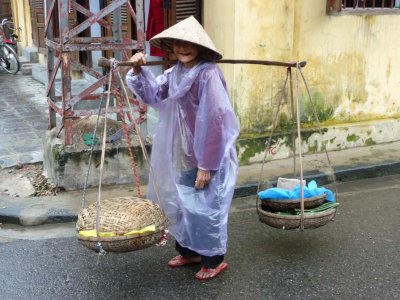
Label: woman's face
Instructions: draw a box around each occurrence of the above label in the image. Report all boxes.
[172,40,200,68]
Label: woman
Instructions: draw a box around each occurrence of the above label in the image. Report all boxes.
[126,16,239,280]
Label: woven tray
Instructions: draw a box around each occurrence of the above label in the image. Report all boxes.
[76,196,168,252]
[257,202,337,230]
[260,194,326,212]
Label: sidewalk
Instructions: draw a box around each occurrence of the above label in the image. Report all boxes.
[0,73,48,168]
[1,139,399,226]
[1,72,400,226]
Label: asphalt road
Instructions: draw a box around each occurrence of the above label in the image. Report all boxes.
[0,175,399,300]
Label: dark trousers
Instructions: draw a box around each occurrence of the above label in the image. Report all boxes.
[175,241,224,269]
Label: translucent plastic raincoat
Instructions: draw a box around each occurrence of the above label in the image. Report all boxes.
[126,61,239,256]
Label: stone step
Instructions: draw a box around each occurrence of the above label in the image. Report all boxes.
[19,56,30,64]
[20,63,36,75]
[21,47,38,63]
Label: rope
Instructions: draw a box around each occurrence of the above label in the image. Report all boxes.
[78,57,169,257]
[255,63,305,230]
[95,64,114,255]
[295,64,305,230]
[81,89,106,209]
[288,68,297,177]
[114,87,142,198]
[298,67,339,201]
[113,64,165,211]
[256,69,290,210]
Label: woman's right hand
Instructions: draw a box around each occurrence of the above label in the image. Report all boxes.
[130,52,147,75]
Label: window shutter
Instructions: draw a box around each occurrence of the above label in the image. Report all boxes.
[163,0,201,61]
[166,0,202,27]
[104,0,133,38]
[175,0,201,23]
[29,0,46,52]
[102,1,137,59]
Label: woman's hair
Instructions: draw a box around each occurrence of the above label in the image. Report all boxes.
[198,46,217,62]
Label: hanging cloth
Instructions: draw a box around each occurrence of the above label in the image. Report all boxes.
[147,0,166,57]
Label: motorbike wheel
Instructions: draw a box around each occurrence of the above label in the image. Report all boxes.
[0,43,20,74]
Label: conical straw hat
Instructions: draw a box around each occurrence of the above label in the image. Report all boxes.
[149,16,222,60]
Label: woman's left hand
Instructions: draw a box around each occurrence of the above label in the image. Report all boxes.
[195,169,211,189]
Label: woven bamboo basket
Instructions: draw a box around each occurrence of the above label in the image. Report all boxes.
[260,194,326,212]
[76,196,168,252]
[257,202,337,230]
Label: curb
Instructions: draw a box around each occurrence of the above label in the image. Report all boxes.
[1,161,399,226]
[234,161,400,198]
[0,205,77,226]
[311,161,400,188]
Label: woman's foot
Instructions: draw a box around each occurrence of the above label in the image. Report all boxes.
[195,262,229,280]
[167,255,201,268]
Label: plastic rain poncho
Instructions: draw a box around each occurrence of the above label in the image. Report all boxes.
[126,61,239,256]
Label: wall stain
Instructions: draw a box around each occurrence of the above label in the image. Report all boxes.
[365,137,376,146]
[347,134,360,142]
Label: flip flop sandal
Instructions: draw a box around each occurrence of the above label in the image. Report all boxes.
[195,262,229,280]
[167,255,201,268]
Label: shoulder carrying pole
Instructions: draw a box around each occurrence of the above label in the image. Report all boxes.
[97,57,307,68]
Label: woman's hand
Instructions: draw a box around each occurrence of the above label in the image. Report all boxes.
[195,169,211,189]
[130,52,147,75]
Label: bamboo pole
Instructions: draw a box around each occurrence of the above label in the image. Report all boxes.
[98,57,307,68]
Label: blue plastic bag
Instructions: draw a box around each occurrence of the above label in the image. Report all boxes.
[258,180,335,202]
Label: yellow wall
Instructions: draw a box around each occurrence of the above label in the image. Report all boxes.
[204,0,400,133]
[295,1,400,120]
[11,0,33,52]
[203,0,236,108]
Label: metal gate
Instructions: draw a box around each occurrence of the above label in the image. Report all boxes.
[45,0,146,145]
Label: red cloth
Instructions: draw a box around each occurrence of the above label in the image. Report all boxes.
[147,0,166,57]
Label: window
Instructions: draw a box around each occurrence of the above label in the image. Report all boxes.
[327,0,400,15]
[165,0,202,27]
[162,0,202,60]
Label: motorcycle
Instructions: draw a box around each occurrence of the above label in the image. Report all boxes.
[1,18,20,53]
[0,18,21,74]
